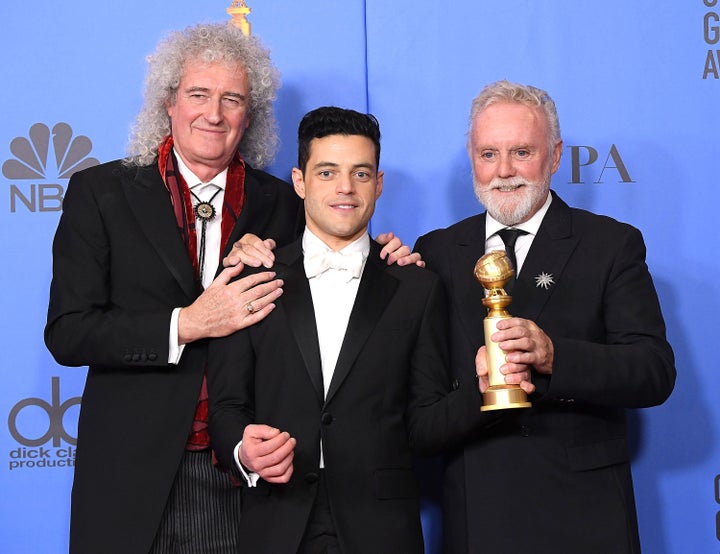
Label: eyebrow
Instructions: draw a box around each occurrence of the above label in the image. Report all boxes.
[311,161,375,171]
[475,144,535,151]
[223,91,247,100]
[184,86,247,100]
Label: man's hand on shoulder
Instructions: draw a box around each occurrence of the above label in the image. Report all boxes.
[178,264,283,343]
[375,231,425,267]
[223,233,277,269]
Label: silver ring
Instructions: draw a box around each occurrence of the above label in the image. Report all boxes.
[246,302,255,314]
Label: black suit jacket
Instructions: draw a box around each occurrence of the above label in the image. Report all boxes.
[44,159,304,554]
[208,239,482,554]
[414,191,676,554]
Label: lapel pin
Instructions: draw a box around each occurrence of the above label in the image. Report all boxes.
[534,272,554,290]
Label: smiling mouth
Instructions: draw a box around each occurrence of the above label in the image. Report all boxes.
[495,183,524,192]
[195,126,225,134]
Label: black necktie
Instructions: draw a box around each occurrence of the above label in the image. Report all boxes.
[497,228,528,293]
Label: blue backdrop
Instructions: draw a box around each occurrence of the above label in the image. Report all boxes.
[1,1,717,552]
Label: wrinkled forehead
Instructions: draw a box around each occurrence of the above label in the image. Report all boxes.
[470,102,550,146]
[178,58,248,83]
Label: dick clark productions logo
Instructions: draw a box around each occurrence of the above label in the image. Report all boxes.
[7,377,81,470]
[2,122,99,212]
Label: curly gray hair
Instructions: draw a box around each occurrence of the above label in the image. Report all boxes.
[126,22,280,168]
[467,80,561,152]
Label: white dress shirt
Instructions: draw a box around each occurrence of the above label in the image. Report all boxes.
[235,228,370,484]
[303,229,369,398]
[484,192,553,276]
[168,151,228,364]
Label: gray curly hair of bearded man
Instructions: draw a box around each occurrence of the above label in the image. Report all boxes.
[126,22,280,169]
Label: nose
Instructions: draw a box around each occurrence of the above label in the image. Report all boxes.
[497,154,516,178]
[204,98,223,124]
[336,174,354,194]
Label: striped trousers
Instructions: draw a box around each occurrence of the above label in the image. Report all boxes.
[149,450,241,553]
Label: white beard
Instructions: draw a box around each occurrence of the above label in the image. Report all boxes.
[473,174,550,226]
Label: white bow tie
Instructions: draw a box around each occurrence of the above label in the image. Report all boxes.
[304,250,364,280]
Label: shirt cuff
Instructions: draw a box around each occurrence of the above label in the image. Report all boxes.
[168,307,185,364]
[234,441,260,487]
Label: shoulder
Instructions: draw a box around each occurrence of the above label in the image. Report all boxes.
[245,166,294,193]
[567,205,643,245]
[66,158,158,187]
[63,159,147,204]
[550,191,640,240]
[414,213,485,256]
[418,213,484,242]
[380,262,447,317]
[534,193,644,257]
[387,262,441,288]
[376,241,443,293]
[244,165,301,209]
[67,158,129,181]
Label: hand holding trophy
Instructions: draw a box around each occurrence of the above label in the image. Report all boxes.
[474,251,532,411]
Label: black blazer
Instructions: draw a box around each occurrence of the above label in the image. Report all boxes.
[44,159,304,554]
[414,191,676,554]
[208,239,483,554]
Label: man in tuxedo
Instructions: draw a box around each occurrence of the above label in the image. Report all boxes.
[208,106,489,553]
[414,80,677,553]
[44,24,414,554]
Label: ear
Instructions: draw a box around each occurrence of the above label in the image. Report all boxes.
[550,140,563,174]
[165,99,174,119]
[291,167,306,199]
[375,170,384,200]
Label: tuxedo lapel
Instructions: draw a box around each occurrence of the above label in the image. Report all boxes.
[512,192,578,321]
[275,242,324,404]
[452,216,489,347]
[123,165,197,301]
[221,167,276,258]
[451,195,580,332]
[276,240,400,405]
[325,243,398,404]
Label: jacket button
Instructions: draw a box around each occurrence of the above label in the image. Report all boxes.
[520,425,530,437]
[321,413,333,425]
[123,353,132,362]
[132,353,140,362]
[148,352,157,361]
[305,472,319,483]
[451,378,460,391]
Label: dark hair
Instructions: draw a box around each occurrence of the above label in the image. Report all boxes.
[297,106,381,172]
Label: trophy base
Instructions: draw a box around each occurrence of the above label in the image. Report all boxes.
[480,386,532,411]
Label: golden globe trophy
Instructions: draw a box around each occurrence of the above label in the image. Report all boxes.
[474,251,532,411]
[227,0,252,36]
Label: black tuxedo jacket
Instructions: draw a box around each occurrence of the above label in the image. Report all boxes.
[44,159,304,554]
[208,239,483,554]
[414,191,676,554]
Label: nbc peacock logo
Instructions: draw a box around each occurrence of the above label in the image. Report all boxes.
[3,122,100,212]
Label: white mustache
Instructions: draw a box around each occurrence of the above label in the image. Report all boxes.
[489,177,528,191]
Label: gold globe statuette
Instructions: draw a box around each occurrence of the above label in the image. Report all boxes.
[227,0,252,36]
[474,250,532,411]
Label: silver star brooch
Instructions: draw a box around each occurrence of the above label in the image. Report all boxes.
[535,272,554,290]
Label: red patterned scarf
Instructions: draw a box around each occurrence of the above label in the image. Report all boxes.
[158,135,247,450]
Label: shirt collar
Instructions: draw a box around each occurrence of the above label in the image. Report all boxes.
[173,148,228,191]
[485,191,553,239]
[302,227,371,260]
